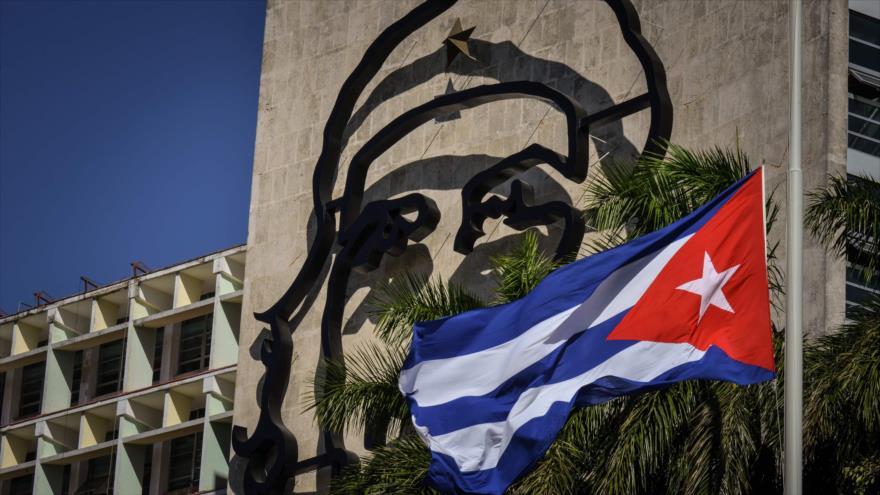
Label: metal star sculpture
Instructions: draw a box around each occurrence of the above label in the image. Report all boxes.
[444,18,476,67]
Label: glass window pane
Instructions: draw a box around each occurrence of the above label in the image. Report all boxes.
[849,96,880,120]
[849,115,880,140]
[18,361,44,418]
[851,10,880,47]
[177,315,211,376]
[850,39,880,75]
[95,340,124,397]
[849,134,880,157]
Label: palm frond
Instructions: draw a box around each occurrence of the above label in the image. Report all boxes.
[806,173,880,281]
[491,230,561,304]
[590,383,700,494]
[305,341,409,436]
[805,293,880,464]
[510,401,625,494]
[581,227,629,255]
[367,273,486,345]
[666,386,723,494]
[583,143,753,253]
[331,435,435,495]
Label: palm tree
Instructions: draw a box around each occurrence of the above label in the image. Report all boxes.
[308,233,564,494]
[805,173,880,282]
[804,172,880,494]
[309,148,879,494]
[803,295,880,494]
[571,144,784,494]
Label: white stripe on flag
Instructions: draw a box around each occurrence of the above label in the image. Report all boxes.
[418,340,707,473]
[400,235,692,407]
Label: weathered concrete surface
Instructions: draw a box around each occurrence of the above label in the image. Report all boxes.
[233,1,847,492]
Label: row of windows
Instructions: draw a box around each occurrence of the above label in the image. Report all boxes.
[850,10,880,76]
[846,9,880,316]
[4,431,205,495]
[848,9,880,161]
[0,314,213,424]
[849,94,880,158]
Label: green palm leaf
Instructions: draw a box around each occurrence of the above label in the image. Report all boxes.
[583,144,751,244]
[368,272,486,345]
[331,435,436,495]
[805,293,880,465]
[806,173,880,281]
[306,341,409,436]
[491,230,561,304]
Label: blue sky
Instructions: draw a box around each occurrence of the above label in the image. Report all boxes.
[0,0,266,313]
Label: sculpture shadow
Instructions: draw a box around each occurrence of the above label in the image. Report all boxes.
[342,39,641,164]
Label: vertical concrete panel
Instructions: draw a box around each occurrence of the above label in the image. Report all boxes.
[78,412,109,448]
[163,390,192,427]
[174,273,202,309]
[114,443,147,495]
[42,349,73,413]
[91,298,119,332]
[123,325,155,391]
[33,462,64,495]
[199,421,231,492]
[210,301,240,369]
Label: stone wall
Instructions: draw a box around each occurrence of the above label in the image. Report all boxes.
[232,0,847,492]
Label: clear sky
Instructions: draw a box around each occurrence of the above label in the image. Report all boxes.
[0,0,266,314]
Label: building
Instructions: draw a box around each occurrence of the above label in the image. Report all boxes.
[0,246,245,494]
[232,0,853,493]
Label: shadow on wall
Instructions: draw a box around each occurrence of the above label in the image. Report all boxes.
[230,31,642,495]
[332,37,641,337]
[343,39,640,163]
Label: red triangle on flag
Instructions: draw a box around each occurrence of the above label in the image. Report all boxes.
[606,169,774,371]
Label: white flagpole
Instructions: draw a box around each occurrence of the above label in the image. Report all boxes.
[785,0,803,493]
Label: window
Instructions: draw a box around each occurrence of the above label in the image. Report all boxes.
[95,340,125,397]
[61,464,71,495]
[849,93,880,158]
[850,11,880,75]
[844,176,880,314]
[141,444,153,495]
[846,10,880,315]
[9,474,33,495]
[848,10,880,161]
[104,424,118,442]
[152,328,164,383]
[75,453,114,495]
[166,432,202,493]
[70,350,83,405]
[17,361,44,418]
[177,315,212,376]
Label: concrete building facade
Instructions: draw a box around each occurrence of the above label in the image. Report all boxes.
[232,0,855,493]
[0,246,245,494]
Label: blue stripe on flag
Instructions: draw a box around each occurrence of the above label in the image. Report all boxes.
[425,346,774,494]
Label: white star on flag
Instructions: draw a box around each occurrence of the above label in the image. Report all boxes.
[676,252,740,323]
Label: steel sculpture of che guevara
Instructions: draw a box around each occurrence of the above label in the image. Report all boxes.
[231,0,673,492]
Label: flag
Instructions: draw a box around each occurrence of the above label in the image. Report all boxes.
[399,168,775,494]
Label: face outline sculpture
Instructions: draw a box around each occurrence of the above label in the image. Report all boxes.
[231,1,672,493]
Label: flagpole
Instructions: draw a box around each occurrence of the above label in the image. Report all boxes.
[785,0,803,493]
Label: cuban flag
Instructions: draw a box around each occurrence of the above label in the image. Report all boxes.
[399,168,775,494]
